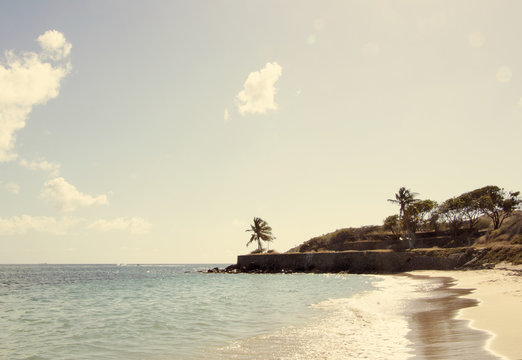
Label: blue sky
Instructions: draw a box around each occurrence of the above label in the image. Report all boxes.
[1,1,521,263]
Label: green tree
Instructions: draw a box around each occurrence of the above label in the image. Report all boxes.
[475,186,521,229]
[439,197,464,234]
[246,217,276,252]
[456,191,483,230]
[427,211,441,232]
[388,187,418,221]
[404,199,438,233]
[383,214,401,238]
[387,187,419,248]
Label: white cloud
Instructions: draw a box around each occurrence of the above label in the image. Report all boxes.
[37,30,72,61]
[41,177,108,212]
[469,31,485,48]
[88,217,151,234]
[496,66,512,83]
[4,182,20,195]
[235,62,282,115]
[0,30,71,162]
[0,215,80,235]
[19,158,60,176]
[224,108,230,123]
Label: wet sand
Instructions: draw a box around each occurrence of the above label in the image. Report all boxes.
[408,266,522,360]
[406,274,500,359]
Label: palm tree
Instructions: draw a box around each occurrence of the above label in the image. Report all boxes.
[388,187,418,248]
[388,187,418,220]
[246,217,276,252]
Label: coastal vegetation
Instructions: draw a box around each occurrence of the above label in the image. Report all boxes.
[386,187,437,248]
[231,187,521,274]
[383,185,520,248]
[233,185,521,274]
[288,185,521,257]
[246,217,276,253]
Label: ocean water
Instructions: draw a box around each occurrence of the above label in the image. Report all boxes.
[1,264,478,360]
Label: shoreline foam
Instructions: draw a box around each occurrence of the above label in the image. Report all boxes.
[220,275,441,359]
[409,264,522,360]
[220,274,506,359]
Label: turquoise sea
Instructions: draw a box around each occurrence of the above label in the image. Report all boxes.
[1,264,385,360]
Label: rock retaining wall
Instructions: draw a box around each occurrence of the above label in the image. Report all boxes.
[237,249,473,273]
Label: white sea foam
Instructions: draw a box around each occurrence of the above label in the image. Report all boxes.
[220,275,435,360]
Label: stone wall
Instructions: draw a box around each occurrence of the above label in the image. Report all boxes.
[237,249,473,273]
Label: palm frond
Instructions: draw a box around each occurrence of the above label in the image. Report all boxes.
[245,216,276,250]
[246,234,256,246]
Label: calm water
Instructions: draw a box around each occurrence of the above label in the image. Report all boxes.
[0,264,381,360]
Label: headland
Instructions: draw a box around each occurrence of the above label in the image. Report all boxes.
[218,211,522,359]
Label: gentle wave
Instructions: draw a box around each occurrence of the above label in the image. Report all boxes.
[219,275,432,360]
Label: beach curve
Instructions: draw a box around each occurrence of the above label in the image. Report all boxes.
[409,264,522,360]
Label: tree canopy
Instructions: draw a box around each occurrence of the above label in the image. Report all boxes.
[386,185,521,239]
[404,199,438,234]
[438,197,464,233]
[474,186,521,229]
[387,187,427,248]
[246,217,276,252]
[387,187,418,220]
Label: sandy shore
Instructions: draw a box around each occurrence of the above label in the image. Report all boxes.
[410,264,522,360]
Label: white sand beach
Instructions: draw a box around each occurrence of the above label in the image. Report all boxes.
[410,264,522,360]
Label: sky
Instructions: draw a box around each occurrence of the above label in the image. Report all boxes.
[1,1,521,264]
